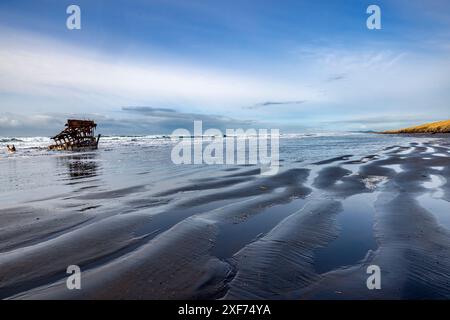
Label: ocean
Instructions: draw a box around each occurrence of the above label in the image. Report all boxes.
[0,133,423,204]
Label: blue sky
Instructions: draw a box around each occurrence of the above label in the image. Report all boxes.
[0,0,449,135]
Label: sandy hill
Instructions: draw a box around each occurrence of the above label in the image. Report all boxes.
[383,119,450,134]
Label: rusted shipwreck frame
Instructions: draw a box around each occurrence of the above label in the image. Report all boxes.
[49,119,101,151]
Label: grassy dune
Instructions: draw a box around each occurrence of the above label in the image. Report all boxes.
[383,119,450,134]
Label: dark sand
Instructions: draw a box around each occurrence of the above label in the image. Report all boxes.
[1,139,450,299]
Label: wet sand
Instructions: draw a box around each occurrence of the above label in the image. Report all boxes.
[1,138,450,299]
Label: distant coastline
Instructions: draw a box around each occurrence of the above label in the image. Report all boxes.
[381,119,450,134]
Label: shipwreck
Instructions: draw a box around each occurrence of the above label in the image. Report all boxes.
[49,119,101,151]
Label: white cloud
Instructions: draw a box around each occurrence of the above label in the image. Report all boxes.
[0,27,449,133]
[292,45,450,114]
[0,28,318,115]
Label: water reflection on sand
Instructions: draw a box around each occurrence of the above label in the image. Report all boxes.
[1,135,450,299]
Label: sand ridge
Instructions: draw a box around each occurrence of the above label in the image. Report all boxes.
[1,139,450,299]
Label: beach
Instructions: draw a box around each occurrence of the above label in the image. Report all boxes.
[0,133,449,299]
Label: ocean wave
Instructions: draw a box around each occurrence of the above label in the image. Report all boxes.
[0,132,366,160]
[0,138,24,143]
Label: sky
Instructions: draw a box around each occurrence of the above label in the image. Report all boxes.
[0,0,449,136]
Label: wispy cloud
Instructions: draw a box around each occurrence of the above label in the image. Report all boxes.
[244,100,307,109]
[325,73,346,82]
[0,108,259,136]
[0,28,317,115]
[122,106,177,113]
[121,106,257,132]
